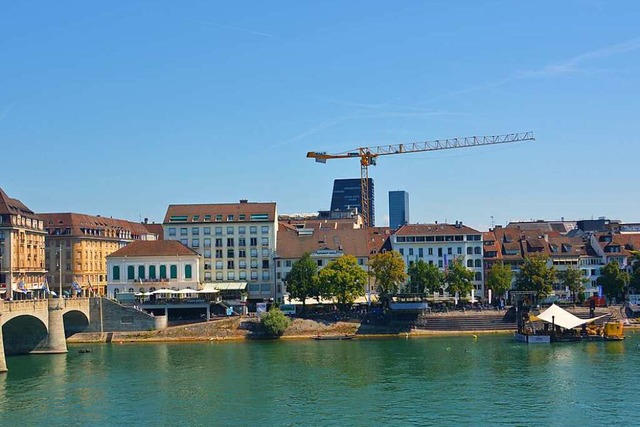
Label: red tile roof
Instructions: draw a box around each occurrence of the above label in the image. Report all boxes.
[395,223,481,236]
[163,202,276,223]
[107,240,198,258]
[0,187,38,218]
[276,222,370,259]
[38,212,154,239]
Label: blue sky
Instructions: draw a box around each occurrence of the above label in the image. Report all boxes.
[2,1,639,230]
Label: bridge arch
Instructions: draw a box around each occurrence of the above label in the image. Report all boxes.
[63,310,90,337]
[2,315,49,356]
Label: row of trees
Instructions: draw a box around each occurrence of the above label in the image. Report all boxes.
[286,250,640,310]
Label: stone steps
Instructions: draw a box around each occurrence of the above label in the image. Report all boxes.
[416,314,515,331]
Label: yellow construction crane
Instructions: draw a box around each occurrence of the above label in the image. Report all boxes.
[307,131,535,227]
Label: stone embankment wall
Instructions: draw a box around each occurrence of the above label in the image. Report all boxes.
[86,298,166,332]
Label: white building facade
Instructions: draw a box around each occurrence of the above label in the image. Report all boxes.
[391,223,484,298]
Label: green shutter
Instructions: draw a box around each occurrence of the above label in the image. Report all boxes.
[185,264,192,279]
[127,266,135,280]
[160,265,167,279]
[138,265,145,280]
[149,265,156,279]
[113,266,120,281]
[170,265,177,279]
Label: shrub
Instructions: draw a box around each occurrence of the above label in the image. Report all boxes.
[261,307,291,337]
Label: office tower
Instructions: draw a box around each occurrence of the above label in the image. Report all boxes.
[389,190,409,229]
[330,178,374,226]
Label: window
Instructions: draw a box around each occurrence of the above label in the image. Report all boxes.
[185,264,192,279]
[419,248,423,257]
[216,272,223,280]
[227,249,235,258]
[204,215,211,222]
[317,259,323,267]
[261,237,269,246]
[239,271,247,279]
[203,227,211,235]
[205,272,212,280]
[113,266,120,280]
[239,249,246,258]
[251,271,258,280]
[238,226,246,234]
[215,227,222,235]
[160,265,167,279]
[239,260,247,268]
[216,261,223,269]
[457,247,462,255]
[215,249,223,259]
[215,238,223,247]
[438,248,443,257]
[428,248,433,256]
[474,247,482,255]
[227,260,234,269]
[409,248,414,256]
[475,259,482,268]
[227,226,234,235]
[192,238,200,248]
[215,215,222,221]
[250,237,257,246]
[227,215,234,221]
[447,248,452,255]
[475,272,482,281]
[238,238,246,246]
[262,271,270,280]
[467,259,474,268]
[467,247,473,255]
[227,238,235,247]
[204,263,211,270]
[263,260,269,268]
[285,260,292,267]
[168,228,176,236]
[438,260,443,268]
[170,265,178,279]
[250,259,258,268]
[250,226,257,234]
[261,226,269,234]
[138,265,145,279]
[128,266,135,280]
[399,248,404,255]
[192,227,199,235]
[262,249,270,257]
[204,238,211,247]
[227,272,235,280]
[180,228,188,236]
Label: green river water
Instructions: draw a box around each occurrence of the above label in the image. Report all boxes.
[1,333,639,426]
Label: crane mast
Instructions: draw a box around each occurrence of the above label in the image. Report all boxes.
[307,132,535,228]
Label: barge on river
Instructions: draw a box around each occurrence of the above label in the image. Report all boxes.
[515,303,625,344]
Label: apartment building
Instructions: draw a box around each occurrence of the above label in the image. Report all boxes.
[391,222,484,299]
[163,200,277,309]
[0,188,46,298]
[39,213,157,296]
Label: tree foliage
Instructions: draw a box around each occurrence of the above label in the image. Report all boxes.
[284,252,318,312]
[407,259,444,294]
[368,251,407,296]
[486,261,513,302]
[319,255,368,306]
[514,255,555,300]
[597,261,628,302]
[630,250,640,292]
[261,307,291,337]
[558,267,587,304]
[445,258,475,300]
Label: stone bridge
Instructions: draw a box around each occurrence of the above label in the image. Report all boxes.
[0,298,90,372]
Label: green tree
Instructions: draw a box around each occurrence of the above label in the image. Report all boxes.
[630,250,640,293]
[368,251,407,296]
[597,261,629,303]
[284,252,318,313]
[558,267,588,304]
[408,259,444,294]
[514,255,555,301]
[319,255,368,307]
[486,261,513,304]
[261,307,291,337]
[445,258,475,302]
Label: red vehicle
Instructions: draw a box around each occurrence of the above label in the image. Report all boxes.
[584,296,606,307]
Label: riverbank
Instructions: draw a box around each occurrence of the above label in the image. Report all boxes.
[67,316,514,344]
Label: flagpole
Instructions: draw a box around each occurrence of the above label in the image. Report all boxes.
[59,242,63,299]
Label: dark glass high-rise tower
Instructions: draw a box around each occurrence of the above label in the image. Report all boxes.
[389,190,409,229]
[330,178,374,226]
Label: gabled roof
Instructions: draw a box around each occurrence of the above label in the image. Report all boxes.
[107,240,198,258]
[38,212,153,239]
[276,222,370,259]
[0,188,38,218]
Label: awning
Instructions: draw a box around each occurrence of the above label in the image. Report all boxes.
[201,282,246,292]
[152,288,177,295]
[535,304,609,329]
[176,288,198,294]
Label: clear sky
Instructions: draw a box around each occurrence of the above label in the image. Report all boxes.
[2,1,639,231]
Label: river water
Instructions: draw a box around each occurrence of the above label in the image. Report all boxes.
[1,334,640,426]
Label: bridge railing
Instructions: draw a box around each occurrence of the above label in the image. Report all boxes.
[0,299,49,313]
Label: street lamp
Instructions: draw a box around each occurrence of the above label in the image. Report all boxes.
[57,243,63,299]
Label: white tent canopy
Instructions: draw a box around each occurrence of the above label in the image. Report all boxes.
[535,304,609,330]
